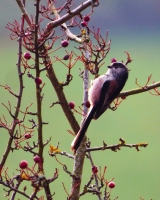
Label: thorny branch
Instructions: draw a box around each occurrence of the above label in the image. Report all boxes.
[86,138,148,152]
[0,181,30,199]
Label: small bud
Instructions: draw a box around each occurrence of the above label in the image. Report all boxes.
[19,160,28,169]
[111,58,117,63]
[61,40,69,48]
[84,15,90,22]
[63,55,69,60]
[68,102,75,109]
[108,181,115,189]
[24,52,31,60]
[35,77,42,85]
[81,21,87,27]
[92,166,98,174]
[33,155,41,163]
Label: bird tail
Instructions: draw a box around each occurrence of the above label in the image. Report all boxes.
[71,105,97,153]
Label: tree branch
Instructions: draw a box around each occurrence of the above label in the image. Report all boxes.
[119,81,160,97]
[43,0,98,36]
[86,138,148,152]
[0,12,24,172]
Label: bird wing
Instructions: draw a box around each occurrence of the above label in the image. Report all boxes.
[94,80,120,119]
[93,80,111,119]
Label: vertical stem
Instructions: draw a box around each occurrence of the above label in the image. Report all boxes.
[70,49,90,200]
[34,2,52,199]
[0,8,24,172]
[34,0,44,171]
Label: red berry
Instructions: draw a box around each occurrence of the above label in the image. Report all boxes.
[63,55,69,60]
[35,77,42,85]
[121,96,126,99]
[92,166,98,174]
[33,155,41,163]
[61,40,69,48]
[84,15,90,22]
[24,52,31,60]
[19,160,28,169]
[108,181,115,189]
[81,21,87,27]
[68,102,75,109]
[111,58,117,63]
[24,134,31,139]
[85,101,90,108]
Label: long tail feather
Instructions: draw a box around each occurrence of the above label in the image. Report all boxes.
[71,105,97,153]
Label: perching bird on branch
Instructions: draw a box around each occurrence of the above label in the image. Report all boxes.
[71,61,129,153]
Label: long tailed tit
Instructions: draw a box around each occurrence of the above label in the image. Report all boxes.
[71,61,129,153]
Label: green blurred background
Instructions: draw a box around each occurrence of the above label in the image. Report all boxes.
[0,0,160,199]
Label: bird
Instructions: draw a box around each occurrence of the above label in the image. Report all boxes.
[71,61,129,153]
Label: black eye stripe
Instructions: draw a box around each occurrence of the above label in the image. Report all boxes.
[108,62,126,69]
[113,63,125,68]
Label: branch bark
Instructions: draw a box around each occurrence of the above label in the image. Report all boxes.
[70,47,90,200]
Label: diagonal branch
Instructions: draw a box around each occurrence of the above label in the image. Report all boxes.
[119,81,160,98]
[43,0,98,36]
[45,56,80,133]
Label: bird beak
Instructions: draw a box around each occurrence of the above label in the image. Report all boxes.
[108,66,112,68]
